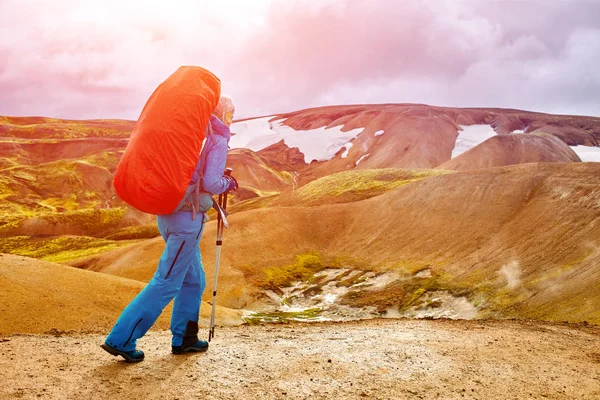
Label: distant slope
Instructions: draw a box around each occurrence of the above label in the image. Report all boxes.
[0,253,242,334]
[225,148,295,202]
[230,104,600,183]
[0,116,134,139]
[0,121,143,237]
[70,163,600,324]
[438,133,581,171]
[229,168,451,212]
[2,104,599,239]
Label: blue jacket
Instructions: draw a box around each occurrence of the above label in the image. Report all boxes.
[175,115,231,213]
[191,115,231,195]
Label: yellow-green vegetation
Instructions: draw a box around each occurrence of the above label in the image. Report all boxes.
[231,169,452,212]
[261,252,325,290]
[0,157,19,169]
[292,169,451,206]
[0,118,133,139]
[0,208,127,237]
[339,264,474,312]
[0,156,128,237]
[81,151,123,172]
[336,272,369,287]
[243,308,322,325]
[38,208,127,234]
[104,225,160,240]
[393,259,441,276]
[1,160,104,213]
[0,235,140,263]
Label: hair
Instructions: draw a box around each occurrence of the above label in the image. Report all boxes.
[213,94,235,126]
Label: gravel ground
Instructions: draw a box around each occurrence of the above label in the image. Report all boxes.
[1,319,599,400]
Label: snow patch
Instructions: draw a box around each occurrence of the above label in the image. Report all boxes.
[230,117,364,163]
[341,142,353,159]
[452,125,497,158]
[374,130,385,137]
[356,154,369,166]
[570,145,600,162]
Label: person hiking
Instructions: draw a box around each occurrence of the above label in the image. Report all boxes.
[101,95,238,363]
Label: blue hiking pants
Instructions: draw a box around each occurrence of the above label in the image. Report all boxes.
[105,211,206,351]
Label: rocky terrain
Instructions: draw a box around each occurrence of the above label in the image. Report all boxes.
[1,105,600,399]
[67,162,600,326]
[2,105,600,330]
[0,254,242,335]
[1,319,598,400]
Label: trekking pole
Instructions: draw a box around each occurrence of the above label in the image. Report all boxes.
[208,168,232,342]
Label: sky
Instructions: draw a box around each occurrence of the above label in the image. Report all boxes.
[0,0,599,120]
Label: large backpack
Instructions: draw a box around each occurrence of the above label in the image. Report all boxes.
[114,66,221,215]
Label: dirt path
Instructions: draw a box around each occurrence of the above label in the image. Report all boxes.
[1,319,599,400]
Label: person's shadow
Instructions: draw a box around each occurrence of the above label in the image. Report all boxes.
[78,350,208,398]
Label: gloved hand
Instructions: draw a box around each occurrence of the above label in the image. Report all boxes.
[224,175,238,192]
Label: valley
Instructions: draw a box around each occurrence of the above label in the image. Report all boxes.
[1,104,600,334]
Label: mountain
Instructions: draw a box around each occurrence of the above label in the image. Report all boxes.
[230,104,600,183]
[68,162,600,324]
[438,132,581,171]
[0,253,242,335]
[2,105,599,240]
[2,105,600,326]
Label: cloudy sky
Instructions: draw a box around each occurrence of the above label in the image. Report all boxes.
[0,0,598,120]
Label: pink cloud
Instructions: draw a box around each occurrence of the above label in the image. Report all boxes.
[0,0,598,120]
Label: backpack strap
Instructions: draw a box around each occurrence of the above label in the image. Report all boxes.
[190,120,216,221]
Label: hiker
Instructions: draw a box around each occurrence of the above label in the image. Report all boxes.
[101,95,238,363]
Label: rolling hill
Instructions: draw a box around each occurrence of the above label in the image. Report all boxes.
[438,132,581,171]
[68,162,600,324]
[2,105,599,241]
[2,105,600,328]
[0,253,242,335]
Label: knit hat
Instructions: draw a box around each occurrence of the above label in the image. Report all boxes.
[213,94,235,126]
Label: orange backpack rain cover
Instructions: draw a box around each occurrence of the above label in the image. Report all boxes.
[114,66,221,215]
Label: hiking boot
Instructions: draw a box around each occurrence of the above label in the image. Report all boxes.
[172,340,209,354]
[172,320,208,354]
[101,342,145,363]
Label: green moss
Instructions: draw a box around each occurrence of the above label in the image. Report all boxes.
[0,207,128,237]
[0,218,25,235]
[81,152,122,171]
[337,273,368,288]
[0,157,19,170]
[400,288,428,310]
[261,252,325,289]
[37,195,83,212]
[40,208,126,234]
[392,260,438,276]
[291,168,451,206]
[0,235,139,263]
[0,160,99,216]
[231,168,452,212]
[0,119,133,139]
[243,308,323,325]
[104,225,160,240]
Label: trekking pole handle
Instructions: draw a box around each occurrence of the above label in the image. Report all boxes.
[223,168,233,210]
